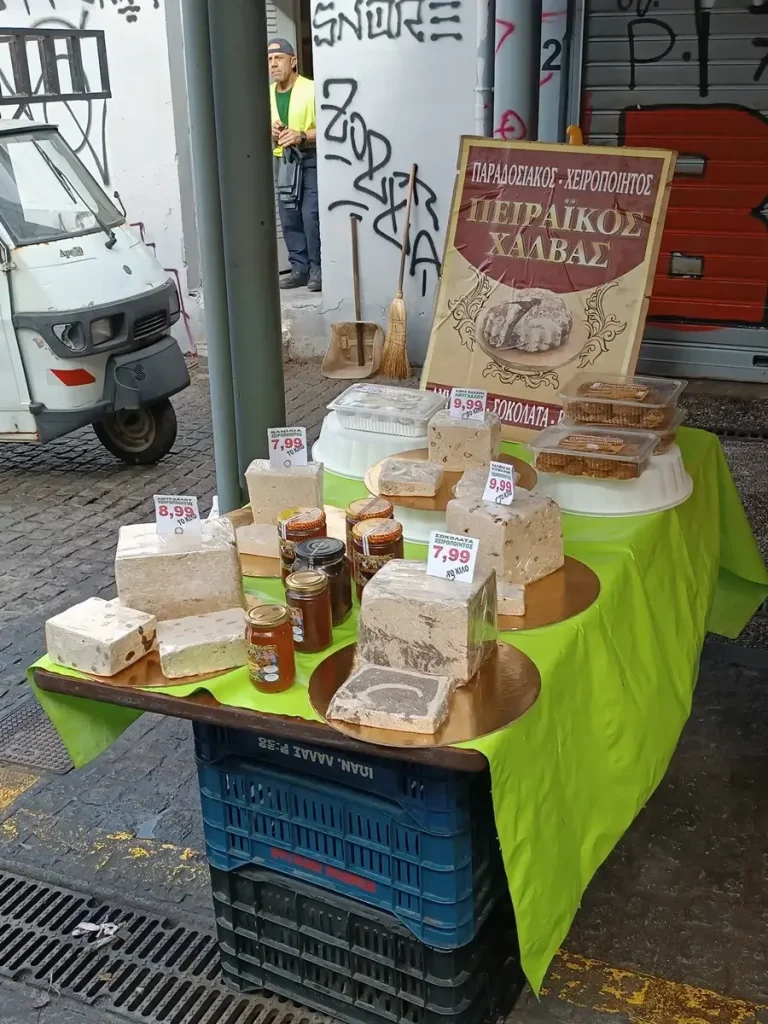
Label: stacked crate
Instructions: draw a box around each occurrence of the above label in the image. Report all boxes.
[194,724,523,1024]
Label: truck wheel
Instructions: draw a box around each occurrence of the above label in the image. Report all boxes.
[93,399,178,465]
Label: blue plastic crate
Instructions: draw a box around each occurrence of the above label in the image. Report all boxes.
[193,723,483,835]
[197,756,501,949]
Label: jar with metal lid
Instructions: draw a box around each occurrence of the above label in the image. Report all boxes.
[345,497,394,552]
[293,537,352,626]
[245,605,296,693]
[352,518,404,599]
[285,569,333,654]
[277,506,327,582]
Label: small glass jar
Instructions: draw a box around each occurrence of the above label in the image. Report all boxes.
[352,518,404,599]
[245,604,296,693]
[285,569,334,654]
[293,537,352,626]
[277,506,327,583]
[345,497,394,553]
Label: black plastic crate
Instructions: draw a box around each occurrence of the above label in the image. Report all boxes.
[210,864,524,1024]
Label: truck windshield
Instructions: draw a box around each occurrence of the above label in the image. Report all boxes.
[0,129,124,246]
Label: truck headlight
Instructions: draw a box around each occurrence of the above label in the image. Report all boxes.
[52,322,88,353]
[91,317,117,345]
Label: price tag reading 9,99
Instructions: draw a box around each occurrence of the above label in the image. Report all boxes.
[482,461,516,505]
[268,426,308,469]
[154,494,202,535]
[449,388,487,422]
[426,531,479,584]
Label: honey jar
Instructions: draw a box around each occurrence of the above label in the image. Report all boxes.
[293,537,352,626]
[351,518,404,599]
[285,569,333,654]
[245,604,295,693]
[277,506,327,582]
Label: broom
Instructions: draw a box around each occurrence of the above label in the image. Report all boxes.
[381,163,417,380]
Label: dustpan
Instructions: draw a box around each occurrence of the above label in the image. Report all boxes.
[322,215,383,379]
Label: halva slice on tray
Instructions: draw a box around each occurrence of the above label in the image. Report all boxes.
[45,597,156,677]
[446,494,563,585]
[244,459,324,525]
[115,518,243,621]
[235,522,279,559]
[327,663,454,734]
[379,458,444,497]
[497,581,526,617]
[428,409,501,471]
[156,607,247,679]
[357,560,497,685]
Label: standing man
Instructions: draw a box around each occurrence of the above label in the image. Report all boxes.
[268,38,322,292]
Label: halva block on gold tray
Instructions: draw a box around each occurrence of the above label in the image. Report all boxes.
[327,663,453,734]
[244,459,324,525]
[379,458,443,497]
[446,494,563,585]
[115,519,243,621]
[156,607,246,679]
[428,409,501,471]
[357,560,497,685]
[497,581,526,617]
[45,597,156,677]
[235,522,279,559]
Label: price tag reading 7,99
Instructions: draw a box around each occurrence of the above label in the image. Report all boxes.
[482,461,516,505]
[153,494,202,535]
[449,388,487,421]
[268,426,308,469]
[426,531,479,584]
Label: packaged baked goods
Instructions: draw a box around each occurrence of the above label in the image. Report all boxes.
[379,458,444,497]
[328,384,447,436]
[561,409,686,457]
[561,373,685,430]
[530,426,658,480]
[356,559,497,685]
[327,663,454,734]
[428,409,502,470]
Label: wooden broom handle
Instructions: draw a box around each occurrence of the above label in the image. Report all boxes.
[397,164,418,295]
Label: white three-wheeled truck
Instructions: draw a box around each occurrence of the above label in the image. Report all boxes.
[0,120,190,464]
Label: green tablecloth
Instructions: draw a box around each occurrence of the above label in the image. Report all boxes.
[30,428,768,992]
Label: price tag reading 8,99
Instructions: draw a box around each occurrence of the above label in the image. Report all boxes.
[154,494,202,535]
[482,461,516,505]
[426,531,479,584]
[449,388,487,422]
[268,426,308,469]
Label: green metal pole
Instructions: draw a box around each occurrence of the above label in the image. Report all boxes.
[180,0,241,514]
[208,0,286,498]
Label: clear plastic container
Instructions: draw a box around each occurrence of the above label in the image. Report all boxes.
[560,373,686,430]
[530,425,659,480]
[561,409,687,456]
[328,384,448,437]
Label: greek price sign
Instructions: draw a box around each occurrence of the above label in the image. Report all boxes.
[268,426,308,468]
[154,494,201,535]
[426,531,479,583]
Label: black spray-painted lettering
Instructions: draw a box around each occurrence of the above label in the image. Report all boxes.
[313,0,462,46]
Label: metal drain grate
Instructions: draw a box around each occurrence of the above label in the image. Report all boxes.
[0,698,73,774]
[716,428,768,440]
[0,869,332,1024]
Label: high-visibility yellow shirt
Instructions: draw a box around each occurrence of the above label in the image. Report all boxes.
[270,75,316,157]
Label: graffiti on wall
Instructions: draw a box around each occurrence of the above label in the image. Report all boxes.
[321,76,442,297]
[313,0,463,46]
[0,0,158,19]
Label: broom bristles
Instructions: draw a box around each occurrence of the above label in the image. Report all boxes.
[381,296,410,379]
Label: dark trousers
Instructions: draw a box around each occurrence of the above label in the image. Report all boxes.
[277,154,321,277]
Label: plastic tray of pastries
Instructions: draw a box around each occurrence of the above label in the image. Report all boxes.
[561,409,686,457]
[327,384,448,437]
[530,425,659,480]
[560,373,686,430]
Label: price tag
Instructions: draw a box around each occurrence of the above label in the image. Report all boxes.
[449,388,487,421]
[482,461,516,505]
[426,530,479,583]
[268,426,308,468]
[154,494,201,535]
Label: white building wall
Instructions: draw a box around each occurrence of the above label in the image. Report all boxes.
[0,0,199,355]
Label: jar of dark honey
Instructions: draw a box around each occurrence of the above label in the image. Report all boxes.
[285,569,333,654]
[351,518,404,599]
[245,604,295,693]
[277,506,327,582]
[345,497,394,553]
[293,537,352,626]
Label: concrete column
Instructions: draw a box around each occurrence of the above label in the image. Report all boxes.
[537,0,570,143]
[493,0,543,142]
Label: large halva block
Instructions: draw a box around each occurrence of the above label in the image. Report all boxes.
[428,410,501,471]
[45,597,156,677]
[244,460,324,525]
[327,663,453,734]
[156,607,247,679]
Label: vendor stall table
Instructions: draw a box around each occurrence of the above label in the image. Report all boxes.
[29,428,768,994]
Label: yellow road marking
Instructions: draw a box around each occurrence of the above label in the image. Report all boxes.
[545,952,767,1024]
[0,767,39,812]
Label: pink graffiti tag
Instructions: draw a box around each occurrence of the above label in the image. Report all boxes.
[494,109,527,141]
[495,18,515,53]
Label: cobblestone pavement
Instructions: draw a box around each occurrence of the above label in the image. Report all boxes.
[0,363,766,1023]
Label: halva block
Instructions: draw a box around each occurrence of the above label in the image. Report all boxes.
[115,518,243,621]
[453,465,519,500]
[379,458,443,497]
[428,409,501,471]
[357,560,497,685]
[446,494,563,585]
[327,663,453,734]
[497,581,526,617]
[45,597,156,677]
[156,607,247,679]
[235,522,279,559]
[244,459,324,525]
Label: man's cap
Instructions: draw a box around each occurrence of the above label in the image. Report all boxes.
[268,38,295,57]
